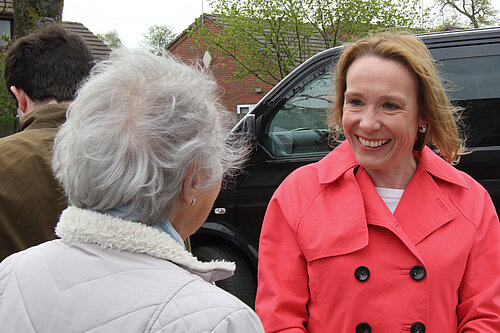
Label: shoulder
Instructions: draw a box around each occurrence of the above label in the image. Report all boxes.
[269,161,325,223]
[419,147,496,225]
[0,129,58,201]
[0,241,263,332]
[0,249,25,290]
[441,169,495,226]
[270,143,358,221]
[0,125,56,164]
[278,161,322,193]
[0,243,51,305]
[151,275,263,332]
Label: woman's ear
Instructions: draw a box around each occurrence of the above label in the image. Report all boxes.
[181,163,199,206]
[417,112,427,131]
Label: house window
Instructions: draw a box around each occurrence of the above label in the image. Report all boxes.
[0,19,11,45]
[237,104,256,115]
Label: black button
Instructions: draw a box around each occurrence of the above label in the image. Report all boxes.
[356,322,371,333]
[410,265,426,281]
[354,266,370,282]
[411,321,426,333]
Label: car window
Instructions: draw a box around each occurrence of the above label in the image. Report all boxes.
[440,55,500,101]
[261,50,500,157]
[262,71,336,157]
[439,55,500,147]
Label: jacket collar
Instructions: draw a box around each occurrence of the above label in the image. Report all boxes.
[55,206,235,283]
[317,141,358,184]
[357,166,456,251]
[98,204,185,248]
[318,141,469,190]
[19,103,67,132]
[417,146,469,190]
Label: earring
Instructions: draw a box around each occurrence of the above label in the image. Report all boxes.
[190,198,197,206]
[418,125,427,133]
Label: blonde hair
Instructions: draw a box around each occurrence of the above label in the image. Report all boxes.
[330,32,465,164]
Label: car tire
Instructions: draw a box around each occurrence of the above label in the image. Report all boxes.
[192,245,256,308]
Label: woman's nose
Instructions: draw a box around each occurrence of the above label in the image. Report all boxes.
[358,107,381,132]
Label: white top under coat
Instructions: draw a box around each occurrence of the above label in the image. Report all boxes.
[375,186,404,214]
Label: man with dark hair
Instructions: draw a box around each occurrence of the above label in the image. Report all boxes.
[0,24,93,260]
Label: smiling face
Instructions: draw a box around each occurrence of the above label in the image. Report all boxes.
[342,56,422,188]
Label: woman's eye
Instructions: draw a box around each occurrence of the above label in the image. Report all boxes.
[348,98,362,106]
[384,102,398,110]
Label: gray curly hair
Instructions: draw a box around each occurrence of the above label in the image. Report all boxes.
[52,48,245,225]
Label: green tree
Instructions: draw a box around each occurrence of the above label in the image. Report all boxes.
[97,30,123,49]
[0,37,18,136]
[13,0,63,38]
[435,0,498,28]
[191,0,426,85]
[140,25,177,53]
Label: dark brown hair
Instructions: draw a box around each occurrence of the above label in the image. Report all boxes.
[5,24,94,103]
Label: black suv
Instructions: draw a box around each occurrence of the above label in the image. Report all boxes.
[191,28,500,307]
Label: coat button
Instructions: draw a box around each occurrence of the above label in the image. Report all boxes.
[411,321,426,333]
[410,265,426,281]
[355,322,371,333]
[354,266,370,282]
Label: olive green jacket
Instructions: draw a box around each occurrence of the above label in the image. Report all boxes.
[0,104,68,260]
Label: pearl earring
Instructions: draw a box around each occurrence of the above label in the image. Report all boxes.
[418,125,427,133]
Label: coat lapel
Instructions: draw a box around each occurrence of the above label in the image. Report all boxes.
[356,168,425,262]
[394,166,456,246]
[356,159,457,260]
[317,143,459,260]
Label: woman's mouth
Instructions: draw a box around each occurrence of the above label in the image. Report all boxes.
[357,136,390,148]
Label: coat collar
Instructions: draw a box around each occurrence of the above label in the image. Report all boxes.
[55,206,235,283]
[317,141,358,184]
[317,142,464,252]
[417,146,469,190]
[355,168,424,261]
[393,166,457,245]
[318,141,469,190]
[19,103,68,132]
[356,166,456,255]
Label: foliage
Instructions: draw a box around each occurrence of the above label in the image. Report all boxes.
[0,0,8,14]
[434,0,498,28]
[13,0,63,38]
[190,0,428,85]
[97,30,123,49]
[0,36,18,125]
[140,24,177,53]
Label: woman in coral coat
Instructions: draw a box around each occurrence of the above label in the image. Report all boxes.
[255,32,500,332]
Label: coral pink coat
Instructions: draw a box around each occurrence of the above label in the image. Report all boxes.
[256,142,500,332]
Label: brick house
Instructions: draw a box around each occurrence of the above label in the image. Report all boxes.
[168,14,339,121]
[167,14,277,122]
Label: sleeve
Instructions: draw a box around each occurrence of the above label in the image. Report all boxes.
[0,135,65,260]
[255,185,310,333]
[211,308,264,333]
[153,278,264,333]
[457,189,500,332]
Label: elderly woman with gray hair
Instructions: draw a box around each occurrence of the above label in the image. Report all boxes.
[0,49,264,332]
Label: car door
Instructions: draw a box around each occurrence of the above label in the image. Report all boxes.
[234,50,340,258]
